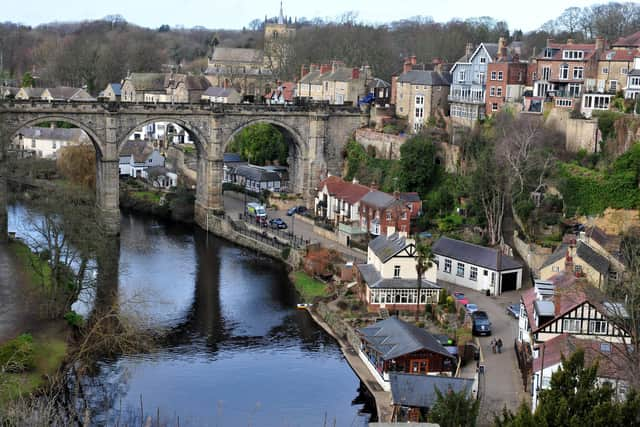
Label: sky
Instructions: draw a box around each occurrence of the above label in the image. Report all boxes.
[6,0,603,32]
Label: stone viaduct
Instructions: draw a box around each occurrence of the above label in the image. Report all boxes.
[0,101,365,238]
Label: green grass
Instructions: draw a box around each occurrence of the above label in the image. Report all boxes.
[291,271,328,302]
[0,337,67,403]
[9,240,51,288]
[131,190,162,203]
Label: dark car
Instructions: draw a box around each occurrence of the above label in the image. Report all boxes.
[472,311,492,336]
[287,206,308,216]
[269,218,288,229]
[506,303,520,318]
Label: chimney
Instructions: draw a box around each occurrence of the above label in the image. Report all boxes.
[595,36,605,52]
[310,63,319,71]
[331,60,343,73]
[567,38,574,45]
[403,57,413,74]
[352,68,360,80]
[320,63,331,74]
[432,58,443,73]
[564,249,574,273]
[300,64,309,78]
[498,36,507,60]
[410,55,417,65]
[465,42,474,56]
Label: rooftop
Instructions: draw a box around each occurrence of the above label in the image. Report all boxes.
[369,233,410,263]
[432,236,523,271]
[390,373,474,408]
[358,316,453,360]
[317,175,370,205]
[357,263,440,290]
[210,47,264,64]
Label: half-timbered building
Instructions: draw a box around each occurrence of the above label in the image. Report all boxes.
[356,233,441,312]
[358,317,457,391]
[517,273,632,410]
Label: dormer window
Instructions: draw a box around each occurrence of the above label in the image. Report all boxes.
[543,48,554,58]
[479,57,486,64]
[563,50,584,60]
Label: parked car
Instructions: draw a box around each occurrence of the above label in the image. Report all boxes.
[454,292,469,306]
[269,218,288,229]
[506,303,520,318]
[465,303,479,315]
[287,206,297,216]
[472,311,492,336]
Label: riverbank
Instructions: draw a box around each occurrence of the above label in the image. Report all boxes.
[306,303,393,423]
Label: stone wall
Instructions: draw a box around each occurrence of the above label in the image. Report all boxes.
[546,108,600,153]
[512,230,552,278]
[355,128,407,159]
[165,146,197,184]
[609,116,640,157]
[434,141,462,174]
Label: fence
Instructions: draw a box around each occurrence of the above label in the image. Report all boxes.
[229,215,309,250]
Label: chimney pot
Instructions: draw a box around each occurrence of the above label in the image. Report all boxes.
[320,63,331,74]
[410,55,417,65]
[595,36,605,51]
[403,58,413,74]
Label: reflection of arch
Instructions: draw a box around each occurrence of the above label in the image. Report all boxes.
[8,115,104,158]
[119,117,210,155]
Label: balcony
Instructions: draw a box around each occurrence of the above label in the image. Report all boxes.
[448,94,486,104]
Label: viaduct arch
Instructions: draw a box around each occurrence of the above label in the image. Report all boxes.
[0,101,364,239]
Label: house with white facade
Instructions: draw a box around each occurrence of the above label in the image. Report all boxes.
[314,175,370,225]
[624,57,640,99]
[432,236,523,295]
[517,274,631,410]
[226,164,286,192]
[356,233,441,312]
[12,126,90,158]
[119,140,165,178]
[449,42,499,126]
[141,166,178,189]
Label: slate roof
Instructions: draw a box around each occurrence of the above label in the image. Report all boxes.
[126,73,167,92]
[432,236,523,271]
[538,43,598,61]
[397,70,452,86]
[19,127,89,143]
[399,192,421,203]
[298,70,324,85]
[612,31,640,48]
[223,152,244,163]
[203,86,239,98]
[541,243,569,268]
[367,77,390,89]
[233,165,281,182]
[108,83,122,96]
[600,49,639,61]
[120,140,155,163]
[211,47,264,64]
[357,263,440,290]
[390,373,474,408]
[325,68,360,82]
[358,317,453,360]
[44,86,95,101]
[360,190,398,209]
[576,241,609,275]
[179,75,211,91]
[369,233,409,263]
[18,87,44,98]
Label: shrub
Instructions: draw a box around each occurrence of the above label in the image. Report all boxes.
[459,307,466,323]
[337,300,349,311]
[64,310,84,328]
[281,246,291,260]
[0,334,35,373]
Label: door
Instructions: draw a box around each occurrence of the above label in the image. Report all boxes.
[501,272,518,292]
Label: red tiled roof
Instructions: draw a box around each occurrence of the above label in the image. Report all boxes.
[540,43,598,61]
[318,175,370,204]
[613,31,640,48]
[533,334,627,380]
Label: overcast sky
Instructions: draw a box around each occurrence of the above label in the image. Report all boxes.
[7,0,602,32]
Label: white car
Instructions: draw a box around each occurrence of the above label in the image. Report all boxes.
[465,303,479,315]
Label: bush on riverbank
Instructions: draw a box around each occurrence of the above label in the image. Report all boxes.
[120,181,195,223]
[291,271,328,302]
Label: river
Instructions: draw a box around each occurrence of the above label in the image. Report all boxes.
[8,204,372,427]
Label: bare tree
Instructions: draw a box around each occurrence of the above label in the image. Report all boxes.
[470,148,508,246]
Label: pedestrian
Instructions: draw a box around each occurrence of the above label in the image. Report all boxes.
[497,338,503,354]
[490,338,496,354]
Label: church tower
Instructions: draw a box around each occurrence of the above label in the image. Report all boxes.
[264,1,295,74]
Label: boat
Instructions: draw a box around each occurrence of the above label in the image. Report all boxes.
[296,303,312,310]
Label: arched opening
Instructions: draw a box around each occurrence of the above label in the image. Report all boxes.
[222,119,306,226]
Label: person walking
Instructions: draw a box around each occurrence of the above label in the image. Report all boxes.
[497,338,503,354]
[491,338,496,354]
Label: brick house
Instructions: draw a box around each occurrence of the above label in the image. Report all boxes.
[485,37,528,115]
[314,175,370,224]
[531,38,605,111]
[359,189,421,237]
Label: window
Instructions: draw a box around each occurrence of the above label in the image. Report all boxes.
[543,48,554,58]
[602,67,609,74]
[490,87,496,96]
[552,265,560,272]
[498,71,503,81]
[470,266,478,281]
[610,80,618,92]
[491,71,497,80]
[480,56,486,63]
[600,342,612,353]
[573,67,584,79]
[386,211,392,220]
[562,318,581,333]
[491,272,496,285]
[415,95,424,105]
[609,271,619,281]
[589,320,608,334]
[444,259,452,273]
[621,68,628,75]
[574,264,583,273]
[458,71,466,82]
[560,64,569,80]
[478,73,485,84]
[401,211,407,220]
[496,87,503,96]
[148,158,153,163]
[518,71,523,82]
[568,83,581,97]
[456,263,465,277]
[484,270,488,276]
[562,50,584,60]
[492,103,498,111]
[542,66,551,80]
[394,265,401,278]
[52,141,57,149]
[31,139,36,148]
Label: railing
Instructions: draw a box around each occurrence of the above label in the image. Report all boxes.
[231,215,308,250]
[448,94,486,104]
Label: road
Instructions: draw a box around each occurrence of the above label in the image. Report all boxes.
[222,193,366,263]
[442,281,530,425]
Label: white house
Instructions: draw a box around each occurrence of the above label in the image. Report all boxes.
[226,164,286,193]
[518,274,632,410]
[356,233,441,312]
[314,175,370,224]
[141,167,178,189]
[432,236,523,295]
[119,140,165,178]
[12,126,90,158]
[128,122,193,145]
